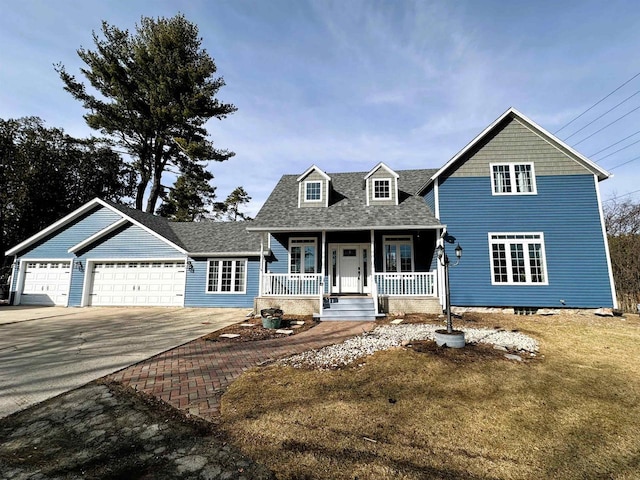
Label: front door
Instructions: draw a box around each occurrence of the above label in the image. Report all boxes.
[329,244,370,294]
[340,247,360,293]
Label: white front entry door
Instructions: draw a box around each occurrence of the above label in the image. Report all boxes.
[339,247,361,293]
[89,261,185,306]
[20,261,71,306]
[329,244,370,294]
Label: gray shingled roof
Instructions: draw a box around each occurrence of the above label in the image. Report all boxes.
[170,222,261,254]
[249,169,442,231]
[104,201,260,254]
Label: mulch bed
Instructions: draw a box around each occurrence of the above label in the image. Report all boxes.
[204,315,318,342]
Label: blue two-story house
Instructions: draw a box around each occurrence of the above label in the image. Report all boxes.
[5,108,617,318]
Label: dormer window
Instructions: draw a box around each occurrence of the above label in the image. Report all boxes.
[305,181,322,202]
[365,162,399,206]
[373,179,391,199]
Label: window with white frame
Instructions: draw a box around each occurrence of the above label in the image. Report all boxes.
[373,179,391,199]
[491,163,536,195]
[207,259,247,293]
[305,181,322,202]
[289,238,317,274]
[383,236,413,272]
[489,233,547,285]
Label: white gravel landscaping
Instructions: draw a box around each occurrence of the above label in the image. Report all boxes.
[280,323,539,369]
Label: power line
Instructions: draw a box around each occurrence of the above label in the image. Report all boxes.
[609,154,640,171]
[554,70,640,134]
[571,104,640,147]
[590,129,640,157]
[595,138,640,162]
[603,188,640,202]
[563,89,640,141]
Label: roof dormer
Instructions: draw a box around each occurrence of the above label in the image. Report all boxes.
[297,165,331,208]
[364,162,399,206]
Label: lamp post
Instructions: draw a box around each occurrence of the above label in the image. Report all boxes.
[436,241,463,344]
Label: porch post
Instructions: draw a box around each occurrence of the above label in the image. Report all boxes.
[258,233,265,297]
[371,229,378,315]
[320,230,326,312]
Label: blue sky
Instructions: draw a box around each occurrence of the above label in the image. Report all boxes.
[2,0,640,216]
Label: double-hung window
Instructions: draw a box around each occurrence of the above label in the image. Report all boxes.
[305,181,322,202]
[207,259,247,293]
[383,236,413,272]
[290,238,317,274]
[489,233,547,285]
[491,163,536,195]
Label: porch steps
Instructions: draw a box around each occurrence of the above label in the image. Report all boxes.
[316,296,379,322]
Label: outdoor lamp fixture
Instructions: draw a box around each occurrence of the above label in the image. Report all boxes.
[73,260,84,272]
[186,260,194,272]
[436,242,463,336]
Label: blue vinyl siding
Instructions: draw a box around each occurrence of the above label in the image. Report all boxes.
[17,207,121,259]
[184,257,259,307]
[437,174,613,308]
[268,234,289,274]
[424,186,435,214]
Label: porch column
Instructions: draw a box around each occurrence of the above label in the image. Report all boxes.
[258,232,265,297]
[320,230,326,312]
[371,229,378,315]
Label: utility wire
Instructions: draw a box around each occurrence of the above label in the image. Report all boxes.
[590,129,640,157]
[594,138,640,162]
[563,90,640,141]
[609,154,640,171]
[571,104,640,147]
[554,70,640,134]
[603,188,640,201]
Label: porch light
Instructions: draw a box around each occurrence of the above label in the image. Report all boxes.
[455,243,463,260]
[73,260,84,272]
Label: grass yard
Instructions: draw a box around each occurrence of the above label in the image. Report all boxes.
[219,312,640,479]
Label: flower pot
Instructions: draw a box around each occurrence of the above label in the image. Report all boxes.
[262,316,282,329]
[434,329,466,349]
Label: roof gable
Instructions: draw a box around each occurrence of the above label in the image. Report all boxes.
[364,162,400,180]
[296,164,331,182]
[418,107,611,193]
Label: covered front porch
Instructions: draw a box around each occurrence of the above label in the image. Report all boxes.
[255,229,444,319]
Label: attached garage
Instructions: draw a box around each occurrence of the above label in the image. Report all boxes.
[88,261,186,306]
[20,261,71,306]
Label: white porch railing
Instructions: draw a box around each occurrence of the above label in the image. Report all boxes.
[375,272,437,296]
[262,273,323,296]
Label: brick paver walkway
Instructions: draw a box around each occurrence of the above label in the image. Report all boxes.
[108,321,374,419]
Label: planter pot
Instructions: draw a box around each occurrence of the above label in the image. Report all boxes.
[262,316,282,329]
[434,329,466,349]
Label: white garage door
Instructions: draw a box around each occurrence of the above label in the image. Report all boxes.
[89,261,186,306]
[21,261,71,306]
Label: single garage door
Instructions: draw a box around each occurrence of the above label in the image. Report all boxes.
[21,261,71,306]
[89,261,185,306]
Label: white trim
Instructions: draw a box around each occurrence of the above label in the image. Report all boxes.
[489,162,538,196]
[364,162,400,180]
[6,198,188,257]
[288,237,318,274]
[68,218,129,253]
[304,180,323,202]
[417,107,611,194]
[382,235,415,273]
[16,258,72,307]
[296,164,331,182]
[488,232,549,286]
[434,178,440,218]
[205,258,248,295]
[594,174,618,309]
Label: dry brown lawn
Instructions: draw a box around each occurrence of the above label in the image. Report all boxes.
[220,312,640,480]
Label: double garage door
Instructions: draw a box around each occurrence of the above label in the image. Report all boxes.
[21,261,71,306]
[89,261,185,306]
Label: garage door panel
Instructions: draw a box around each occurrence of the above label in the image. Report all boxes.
[89,261,185,306]
[21,262,71,306]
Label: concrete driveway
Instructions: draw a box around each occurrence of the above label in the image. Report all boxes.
[0,306,248,418]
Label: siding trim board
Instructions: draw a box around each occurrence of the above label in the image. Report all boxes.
[594,174,619,309]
